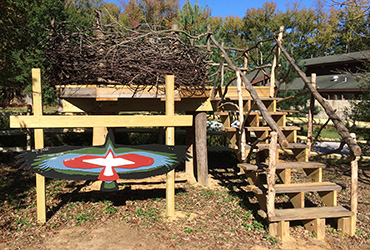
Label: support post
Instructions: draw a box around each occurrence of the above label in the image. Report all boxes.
[270,26,284,97]
[195,112,208,186]
[236,71,246,162]
[166,75,175,218]
[93,127,108,146]
[307,73,316,158]
[267,132,277,218]
[350,133,359,236]
[32,68,46,223]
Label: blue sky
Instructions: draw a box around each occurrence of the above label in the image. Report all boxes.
[107,0,325,17]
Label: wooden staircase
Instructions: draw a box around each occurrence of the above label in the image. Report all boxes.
[214,86,355,240]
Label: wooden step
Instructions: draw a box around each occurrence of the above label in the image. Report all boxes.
[222,126,300,132]
[238,161,326,172]
[215,111,288,116]
[256,143,308,150]
[248,182,341,195]
[269,206,354,222]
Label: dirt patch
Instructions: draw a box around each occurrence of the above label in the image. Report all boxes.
[1,152,370,250]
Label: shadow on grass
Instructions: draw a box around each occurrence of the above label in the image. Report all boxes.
[0,152,36,209]
[207,150,270,229]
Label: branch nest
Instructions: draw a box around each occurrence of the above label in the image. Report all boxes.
[45,23,211,95]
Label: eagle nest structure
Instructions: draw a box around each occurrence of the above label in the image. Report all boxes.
[46,21,211,95]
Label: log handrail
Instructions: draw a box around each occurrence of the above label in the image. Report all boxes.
[276,40,361,157]
[210,35,289,148]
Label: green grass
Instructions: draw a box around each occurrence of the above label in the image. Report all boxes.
[317,127,341,139]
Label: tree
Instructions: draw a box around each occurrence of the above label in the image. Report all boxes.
[335,0,370,52]
[0,0,101,107]
[176,0,211,37]
[120,0,179,28]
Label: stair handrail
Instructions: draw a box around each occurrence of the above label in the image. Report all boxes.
[210,35,289,148]
[276,40,361,157]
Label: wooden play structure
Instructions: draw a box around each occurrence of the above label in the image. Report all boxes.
[9,25,361,241]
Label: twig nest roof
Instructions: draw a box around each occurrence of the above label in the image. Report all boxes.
[46,23,210,94]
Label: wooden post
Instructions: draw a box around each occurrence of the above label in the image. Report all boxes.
[236,72,246,161]
[350,132,359,236]
[195,112,208,186]
[221,43,225,87]
[93,127,108,146]
[270,26,284,97]
[307,73,316,158]
[32,68,46,223]
[267,132,277,218]
[166,75,175,218]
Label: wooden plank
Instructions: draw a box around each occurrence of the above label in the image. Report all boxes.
[195,112,208,187]
[248,182,341,195]
[60,85,209,99]
[256,143,308,150]
[245,126,300,132]
[165,75,175,218]
[62,96,213,113]
[238,161,325,171]
[269,206,354,222]
[10,115,193,128]
[219,86,270,99]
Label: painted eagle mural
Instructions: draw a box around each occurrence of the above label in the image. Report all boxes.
[17,130,188,191]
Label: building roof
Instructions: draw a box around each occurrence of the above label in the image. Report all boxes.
[299,50,370,67]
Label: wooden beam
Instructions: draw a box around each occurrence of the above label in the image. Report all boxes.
[10,115,193,128]
[276,40,361,156]
[165,75,175,218]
